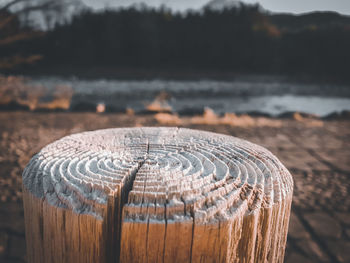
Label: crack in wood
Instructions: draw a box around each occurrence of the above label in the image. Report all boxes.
[22,127,293,263]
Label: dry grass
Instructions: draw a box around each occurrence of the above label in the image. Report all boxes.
[0,75,73,111]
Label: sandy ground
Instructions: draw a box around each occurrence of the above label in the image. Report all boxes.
[0,112,349,262]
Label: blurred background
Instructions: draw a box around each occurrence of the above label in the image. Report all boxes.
[0,0,349,262]
[1,0,350,115]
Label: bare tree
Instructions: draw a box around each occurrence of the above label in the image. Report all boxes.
[0,0,82,69]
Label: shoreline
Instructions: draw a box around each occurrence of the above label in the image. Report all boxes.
[0,107,349,121]
[2,75,350,118]
[7,67,350,85]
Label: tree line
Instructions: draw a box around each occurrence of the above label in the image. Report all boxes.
[2,2,350,80]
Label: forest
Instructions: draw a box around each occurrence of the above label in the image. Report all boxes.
[1,1,350,80]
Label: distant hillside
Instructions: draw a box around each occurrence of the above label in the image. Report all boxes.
[269,11,350,32]
[9,0,350,31]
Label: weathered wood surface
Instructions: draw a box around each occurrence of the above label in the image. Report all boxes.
[22,127,293,263]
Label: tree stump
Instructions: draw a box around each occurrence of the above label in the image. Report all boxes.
[22,127,293,263]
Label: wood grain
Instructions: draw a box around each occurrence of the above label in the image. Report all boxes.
[22,127,293,262]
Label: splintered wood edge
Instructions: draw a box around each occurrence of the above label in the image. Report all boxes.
[22,127,293,262]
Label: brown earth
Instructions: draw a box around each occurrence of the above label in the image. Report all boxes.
[0,112,349,263]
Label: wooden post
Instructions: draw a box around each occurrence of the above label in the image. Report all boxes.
[22,127,293,263]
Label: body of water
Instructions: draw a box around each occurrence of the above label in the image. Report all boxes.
[27,77,350,116]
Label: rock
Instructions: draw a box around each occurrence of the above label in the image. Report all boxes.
[323,110,350,120]
[0,101,30,111]
[69,101,96,112]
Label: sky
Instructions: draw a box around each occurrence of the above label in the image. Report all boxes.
[82,0,350,15]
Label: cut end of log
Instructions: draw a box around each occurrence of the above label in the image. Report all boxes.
[22,127,293,263]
